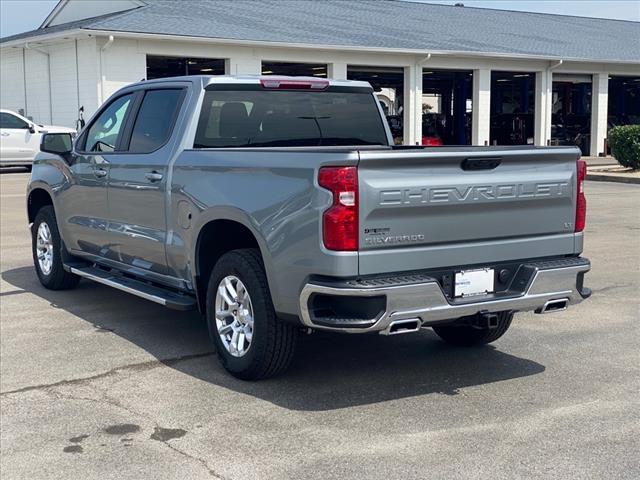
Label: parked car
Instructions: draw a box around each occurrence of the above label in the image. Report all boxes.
[27,75,591,380]
[0,109,76,169]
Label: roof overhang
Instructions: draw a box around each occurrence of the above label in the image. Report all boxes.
[1,29,86,48]
[2,28,639,67]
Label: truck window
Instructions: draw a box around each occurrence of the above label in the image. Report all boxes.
[128,89,184,153]
[194,89,388,148]
[0,112,29,129]
[82,94,133,152]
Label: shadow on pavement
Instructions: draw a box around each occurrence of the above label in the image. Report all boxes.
[3,266,545,411]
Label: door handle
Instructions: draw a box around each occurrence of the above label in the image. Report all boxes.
[94,168,108,178]
[0,133,9,136]
[145,171,163,182]
[461,157,502,171]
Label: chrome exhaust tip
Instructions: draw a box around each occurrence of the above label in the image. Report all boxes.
[536,298,569,314]
[381,318,421,335]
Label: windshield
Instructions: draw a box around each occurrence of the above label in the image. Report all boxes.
[194,88,388,148]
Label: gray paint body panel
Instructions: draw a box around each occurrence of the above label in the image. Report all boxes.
[170,148,359,315]
[357,147,582,275]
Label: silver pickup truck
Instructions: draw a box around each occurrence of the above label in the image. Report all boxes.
[28,75,591,379]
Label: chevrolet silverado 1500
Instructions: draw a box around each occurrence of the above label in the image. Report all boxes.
[28,75,591,379]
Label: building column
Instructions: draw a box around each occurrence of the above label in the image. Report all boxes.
[402,64,422,145]
[535,70,549,146]
[472,68,491,146]
[328,62,347,80]
[591,72,609,156]
[225,56,261,75]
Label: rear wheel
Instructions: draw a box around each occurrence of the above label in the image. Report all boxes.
[432,311,514,347]
[31,206,80,290]
[206,248,298,380]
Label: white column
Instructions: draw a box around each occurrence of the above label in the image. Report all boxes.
[402,64,421,145]
[414,64,423,145]
[544,69,554,146]
[328,62,347,80]
[472,68,491,146]
[225,56,261,75]
[535,70,549,146]
[591,72,609,156]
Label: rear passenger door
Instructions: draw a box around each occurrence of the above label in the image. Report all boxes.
[105,87,186,279]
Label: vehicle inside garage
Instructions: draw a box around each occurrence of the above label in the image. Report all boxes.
[551,74,592,155]
[608,76,640,127]
[490,71,536,145]
[347,66,405,144]
[422,69,473,145]
[261,61,328,78]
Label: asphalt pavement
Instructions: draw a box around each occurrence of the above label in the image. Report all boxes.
[1,171,638,480]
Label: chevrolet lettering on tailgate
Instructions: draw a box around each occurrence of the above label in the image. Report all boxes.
[379,182,571,206]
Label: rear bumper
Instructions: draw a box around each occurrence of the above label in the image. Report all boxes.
[299,257,591,334]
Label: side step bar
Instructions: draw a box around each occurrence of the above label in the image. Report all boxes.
[68,265,197,311]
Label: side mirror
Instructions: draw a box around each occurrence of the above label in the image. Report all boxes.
[28,123,36,134]
[41,133,73,157]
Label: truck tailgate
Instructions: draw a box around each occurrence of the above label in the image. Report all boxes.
[357,147,581,275]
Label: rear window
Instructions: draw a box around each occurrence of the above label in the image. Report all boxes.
[194,88,388,148]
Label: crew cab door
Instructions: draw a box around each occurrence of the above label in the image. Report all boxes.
[0,111,38,164]
[60,93,135,257]
[104,87,186,278]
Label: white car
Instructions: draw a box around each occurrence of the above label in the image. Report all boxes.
[0,109,76,169]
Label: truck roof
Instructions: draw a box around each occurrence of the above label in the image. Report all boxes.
[129,75,374,90]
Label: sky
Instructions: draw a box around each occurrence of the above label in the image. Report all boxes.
[0,0,639,38]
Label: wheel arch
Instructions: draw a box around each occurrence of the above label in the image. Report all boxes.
[192,212,275,314]
[27,187,54,224]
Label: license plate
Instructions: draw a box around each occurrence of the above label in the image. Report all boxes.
[454,268,494,297]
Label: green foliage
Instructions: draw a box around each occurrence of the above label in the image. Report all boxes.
[608,125,640,169]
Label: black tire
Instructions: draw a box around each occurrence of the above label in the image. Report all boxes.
[432,311,514,347]
[31,205,80,290]
[206,248,298,380]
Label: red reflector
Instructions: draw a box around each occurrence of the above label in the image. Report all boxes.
[318,166,358,251]
[421,136,443,146]
[575,159,587,232]
[260,77,329,90]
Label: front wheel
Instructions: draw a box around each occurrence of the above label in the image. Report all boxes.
[432,311,514,347]
[206,249,298,380]
[31,206,80,290]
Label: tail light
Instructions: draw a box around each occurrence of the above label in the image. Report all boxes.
[318,166,358,251]
[575,159,587,232]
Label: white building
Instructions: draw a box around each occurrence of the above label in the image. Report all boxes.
[1,0,639,155]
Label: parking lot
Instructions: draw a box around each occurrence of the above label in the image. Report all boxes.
[0,171,638,480]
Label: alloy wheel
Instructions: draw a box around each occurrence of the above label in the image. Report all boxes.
[36,222,54,275]
[215,275,254,357]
